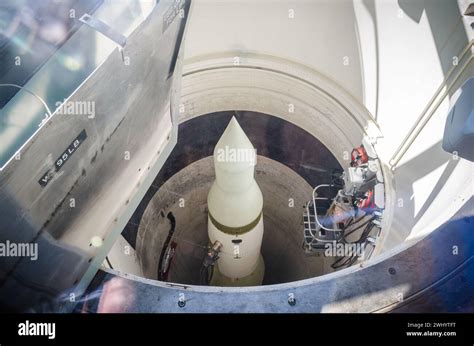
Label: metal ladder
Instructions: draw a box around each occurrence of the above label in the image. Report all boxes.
[303,184,344,253]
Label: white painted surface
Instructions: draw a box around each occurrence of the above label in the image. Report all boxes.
[208,217,264,279]
[208,117,262,226]
[184,0,364,103]
[178,0,473,255]
[105,235,143,277]
[207,118,264,279]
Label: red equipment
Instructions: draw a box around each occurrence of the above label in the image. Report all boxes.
[351,146,369,167]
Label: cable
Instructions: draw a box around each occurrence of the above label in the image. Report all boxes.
[332,222,376,269]
[343,216,375,240]
[200,262,216,285]
[342,214,366,231]
[355,223,375,244]
[331,255,355,269]
[347,255,359,267]
[157,212,176,281]
[199,266,210,285]
[331,255,350,267]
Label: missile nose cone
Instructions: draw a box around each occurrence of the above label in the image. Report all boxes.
[213,117,257,192]
[214,116,256,172]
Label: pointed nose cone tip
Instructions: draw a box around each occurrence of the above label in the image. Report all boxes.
[214,117,256,171]
[217,117,253,150]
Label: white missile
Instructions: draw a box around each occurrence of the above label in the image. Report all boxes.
[207,117,265,286]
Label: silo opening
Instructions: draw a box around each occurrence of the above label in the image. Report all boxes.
[125,111,384,286]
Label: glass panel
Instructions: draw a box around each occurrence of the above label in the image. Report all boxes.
[0,0,155,170]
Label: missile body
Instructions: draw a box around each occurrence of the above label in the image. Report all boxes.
[207,117,265,286]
